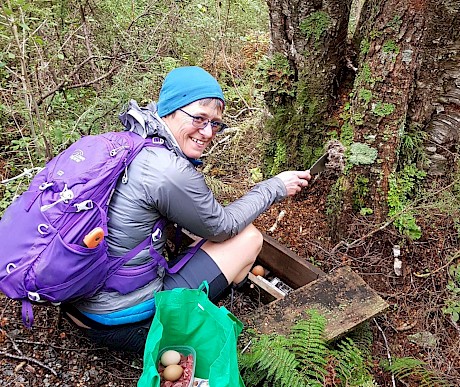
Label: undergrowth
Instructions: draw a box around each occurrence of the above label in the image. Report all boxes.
[239,310,452,386]
[239,310,376,387]
[382,357,453,387]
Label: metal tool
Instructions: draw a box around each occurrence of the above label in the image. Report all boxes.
[309,153,329,175]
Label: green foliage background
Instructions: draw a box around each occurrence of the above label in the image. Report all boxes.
[0,2,457,385]
[0,0,269,209]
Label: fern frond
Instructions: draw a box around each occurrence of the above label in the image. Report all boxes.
[333,337,375,386]
[382,357,452,387]
[239,311,380,387]
[289,310,328,380]
[240,334,313,387]
[346,322,374,359]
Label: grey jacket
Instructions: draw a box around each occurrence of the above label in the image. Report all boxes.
[75,100,287,315]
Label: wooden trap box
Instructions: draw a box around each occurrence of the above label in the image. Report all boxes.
[177,229,388,341]
[243,233,389,341]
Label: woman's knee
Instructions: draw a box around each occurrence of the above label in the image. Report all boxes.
[240,224,263,254]
[201,224,263,277]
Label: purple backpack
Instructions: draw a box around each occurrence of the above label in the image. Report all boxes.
[0,130,200,327]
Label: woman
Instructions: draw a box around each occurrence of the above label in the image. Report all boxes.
[63,66,311,353]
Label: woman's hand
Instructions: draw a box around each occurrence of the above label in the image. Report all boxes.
[276,170,312,197]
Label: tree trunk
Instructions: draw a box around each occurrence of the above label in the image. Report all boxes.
[341,0,425,220]
[264,0,352,173]
[407,1,460,176]
[332,0,460,240]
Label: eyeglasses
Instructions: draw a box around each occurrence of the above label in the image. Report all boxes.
[178,109,228,134]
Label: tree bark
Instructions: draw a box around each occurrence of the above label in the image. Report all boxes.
[332,0,460,240]
[264,0,352,172]
[407,1,460,175]
[339,0,425,224]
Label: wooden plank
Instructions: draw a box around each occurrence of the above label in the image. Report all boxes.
[243,266,389,341]
[178,229,323,289]
[258,233,325,288]
[248,273,285,299]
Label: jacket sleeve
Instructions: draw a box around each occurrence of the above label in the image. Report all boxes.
[146,152,287,242]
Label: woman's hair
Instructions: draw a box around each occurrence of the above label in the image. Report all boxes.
[198,98,224,113]
[166,98,224,118]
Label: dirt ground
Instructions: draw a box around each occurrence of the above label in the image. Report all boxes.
[253,175,460,386]
[1,161,460,386]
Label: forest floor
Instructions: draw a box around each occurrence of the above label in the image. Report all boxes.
[1,109,460,386]
[1,172,459,386]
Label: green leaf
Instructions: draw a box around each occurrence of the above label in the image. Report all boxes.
[2,7,13,16]
[33,35,44,45]
[453,310,459,322]
[57,53,65,60]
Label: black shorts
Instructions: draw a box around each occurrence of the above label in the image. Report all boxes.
[64,248,229,353]
[163,247,229,302]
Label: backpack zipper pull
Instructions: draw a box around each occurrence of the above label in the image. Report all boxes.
[40,184,74,212]
[110,145,129,157]
[39,182,54,190]
[122,160,129,184]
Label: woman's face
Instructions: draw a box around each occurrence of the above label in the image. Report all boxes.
[163,100,223,159]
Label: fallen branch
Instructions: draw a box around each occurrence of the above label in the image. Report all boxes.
[1,327,59,376]
[13,338,100,351]
[0,350,58,376]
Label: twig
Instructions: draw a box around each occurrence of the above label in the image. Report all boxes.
[100,368,139,380]
[109,353,143,371]
[241,340,252,354]
[1,167,43,184]
[331,218,394,255]
[66,65,122,90]
[12,338,100,351]
[1,327,59,376]
[413,250,460,278]
[0,350,58,376]
[216,4,250,109]
[331,180,457,255]
[226,108,263,119]
[38,56,124,104]
[374,318,396,387]
[202,134,232,157]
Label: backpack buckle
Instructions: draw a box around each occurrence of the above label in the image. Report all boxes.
[27,292,42,302]
[151,228,162,242]
[74,200,94,212]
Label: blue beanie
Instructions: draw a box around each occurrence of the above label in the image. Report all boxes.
[157,66,225,117]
